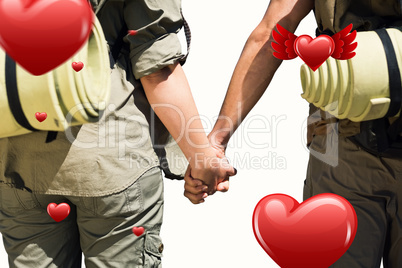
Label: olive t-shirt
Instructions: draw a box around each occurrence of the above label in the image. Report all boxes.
[0,0,185,196]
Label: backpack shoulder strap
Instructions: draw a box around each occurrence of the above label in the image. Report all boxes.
[179,9,191,65]
[110,8,191,65]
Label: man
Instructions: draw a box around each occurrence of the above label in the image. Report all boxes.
[184,0,402,267]
[0,0,235,267]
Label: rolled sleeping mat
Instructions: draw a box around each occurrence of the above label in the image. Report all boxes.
[300,27,402,122]
[0,16,111,138]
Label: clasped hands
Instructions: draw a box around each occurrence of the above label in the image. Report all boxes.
[183,136,236,204]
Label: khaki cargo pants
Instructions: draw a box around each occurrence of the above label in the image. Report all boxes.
[304,126,402,267]
[0,167,164,268]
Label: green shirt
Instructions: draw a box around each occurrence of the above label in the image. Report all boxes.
[314,0,402,34]
[0,0,185,196]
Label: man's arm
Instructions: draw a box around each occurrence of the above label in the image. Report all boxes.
[211,0,314,146]
[184,0,314,203]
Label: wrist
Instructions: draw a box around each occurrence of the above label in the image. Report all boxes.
[188,147,217,171]
[208,130,230,150]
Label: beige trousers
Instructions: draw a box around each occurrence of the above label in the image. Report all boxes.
[0,167,164,268]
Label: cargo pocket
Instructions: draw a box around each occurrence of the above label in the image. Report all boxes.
[309,134,327,155]
[143,231,163,268]
[309,128,340,168]
[0,185,38,214]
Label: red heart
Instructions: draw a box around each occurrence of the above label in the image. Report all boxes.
[72,61,84,72]
[294,35,335,71]
[47,203,71,222]
[132,226,145,236]
[253,193,357,268]
[35,112,47,122]
[0,0,94,76]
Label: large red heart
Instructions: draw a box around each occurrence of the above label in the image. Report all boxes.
[253,193,357,268]
[47,203,71,222]
[294,35,335,71]
[0,0,93,75]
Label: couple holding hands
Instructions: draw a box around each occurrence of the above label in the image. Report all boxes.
[1,0,401,267]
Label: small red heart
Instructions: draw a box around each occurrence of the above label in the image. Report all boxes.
[253,193,357,268]
[128,30,137,36]
[35,112,47,122]
[0,0,93,75]
[294,35,335,71]
[72,61,84,72]
[132,226,145,236]
[47,203,71,222]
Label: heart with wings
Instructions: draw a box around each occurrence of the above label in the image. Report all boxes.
[272,24,357,71]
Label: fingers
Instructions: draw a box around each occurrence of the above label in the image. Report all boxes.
[207,185,217,196]
[220,156,237,176]
[217,161,236,192]
[216,179,229,192]
[184,172,202,188]
[212,146,225,158]
[216,162,236,192]
[184,167,206,193]
[184,190,208,204]
[188,166,217,196]
[184,178,208,204]
[183,155,238,203]
[227,166,237,177]
[184,178,208,195]
[184,166,208,204]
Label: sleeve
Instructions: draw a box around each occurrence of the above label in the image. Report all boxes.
[123,0,184,79]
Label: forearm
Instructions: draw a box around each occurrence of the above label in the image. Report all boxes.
[210,31,282,146]
[141,62,214,169]
[210,0,314,146]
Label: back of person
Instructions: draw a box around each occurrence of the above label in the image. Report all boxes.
[308,0,402,156]
[305,1,402,267]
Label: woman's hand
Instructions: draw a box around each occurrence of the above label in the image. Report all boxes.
[184,139,236,204]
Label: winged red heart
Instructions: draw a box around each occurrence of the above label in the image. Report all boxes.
[271,24,357,71]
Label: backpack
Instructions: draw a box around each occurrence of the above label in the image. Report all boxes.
[313,0,402,157]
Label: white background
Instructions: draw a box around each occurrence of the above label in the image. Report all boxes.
[0,0,381,267]
[162,1,313,267]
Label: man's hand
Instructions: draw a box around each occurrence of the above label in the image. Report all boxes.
[191,151,235,191]
[184,167,234,204]
[184,167,208,204]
